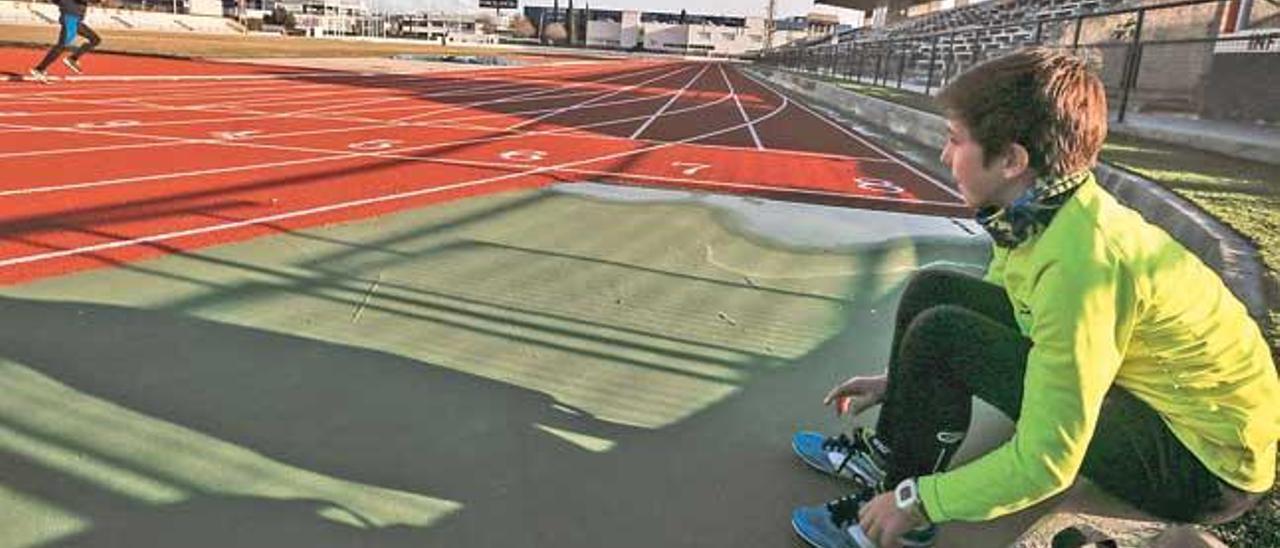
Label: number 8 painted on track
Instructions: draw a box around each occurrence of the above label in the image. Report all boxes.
[349,139,403,151]
[500,150,548,162]
[855,177,905,194]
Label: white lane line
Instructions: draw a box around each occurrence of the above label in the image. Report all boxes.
[382,62,682,123]
[722,64,764,151]
[0,128,960,208]
[629,64,710,140]
[275,79,554,116]
[0,80,738,163]
[217,63,615,111]
[3,68,896,168]
[0,92,680,160]
[1,75,705,145]
[16,60,640,111]
[506,64,696,131]
[735,67,963,201]
[0,140,189,160]
[0,90,740,194]
[582,171,967,208]
[2,72,902,177]
[22,62,632,119]
[5,60,585,99]
[0,80,747,185]
[389,62,682,124]
[0,106,239,118]
[6,62,691,135]
[0,90,794,270]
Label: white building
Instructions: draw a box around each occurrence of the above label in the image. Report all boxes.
[274,0,374,37]
[529,6,850,56]
[394,12,499,44]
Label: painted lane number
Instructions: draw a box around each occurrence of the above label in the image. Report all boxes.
[75,120,140,129]
[672,162,711,176]
[856,177,905,195]
[211,130,262,141]
[348,139,403,151]
[500,149,547,162]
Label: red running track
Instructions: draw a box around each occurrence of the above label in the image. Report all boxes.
[0,46,967,285]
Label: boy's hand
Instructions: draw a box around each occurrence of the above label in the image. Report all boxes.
[858,490,927,548]
[823,373,888,416]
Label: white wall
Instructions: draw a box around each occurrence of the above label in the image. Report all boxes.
[586,19,621,47]
[189,0,222,17]
[580,15,771,56]
[619,9,639,49]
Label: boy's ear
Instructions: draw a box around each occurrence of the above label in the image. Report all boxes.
[999,143,1032,180]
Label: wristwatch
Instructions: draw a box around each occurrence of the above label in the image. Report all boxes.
[894,478,931,524]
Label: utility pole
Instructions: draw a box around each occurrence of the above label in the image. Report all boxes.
[764,0,776,50]
[567,0,575,45]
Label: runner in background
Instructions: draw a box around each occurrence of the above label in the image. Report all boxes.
[29,0,101,84]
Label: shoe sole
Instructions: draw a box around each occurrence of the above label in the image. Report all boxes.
[793,438,837,476]
[791,512,876,548]
[791,516,823,548]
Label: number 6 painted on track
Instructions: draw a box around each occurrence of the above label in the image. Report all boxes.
[76,120,140,129]
[672,162,711,176]
[348,139,403,151]
[500,150,547,162]
[855,177,905,195]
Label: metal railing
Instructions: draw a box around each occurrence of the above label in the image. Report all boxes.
[758,0,1280,123]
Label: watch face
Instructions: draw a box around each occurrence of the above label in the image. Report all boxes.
[895,480,916,507]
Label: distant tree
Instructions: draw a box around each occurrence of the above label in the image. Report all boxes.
[267,5,296,30]
[511,16,537,38]
[543,22,567,43]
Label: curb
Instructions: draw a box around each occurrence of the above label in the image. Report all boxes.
[1110,120,1280,168]
[746,65,1276,330]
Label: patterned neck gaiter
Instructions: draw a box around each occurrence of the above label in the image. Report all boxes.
[975,170,1091,249]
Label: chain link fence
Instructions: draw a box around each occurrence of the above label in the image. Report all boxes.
[758,0,1280,124]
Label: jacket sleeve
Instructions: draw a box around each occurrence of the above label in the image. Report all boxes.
[918,244,1139,522]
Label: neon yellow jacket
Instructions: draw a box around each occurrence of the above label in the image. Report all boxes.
[918,175,1279,522]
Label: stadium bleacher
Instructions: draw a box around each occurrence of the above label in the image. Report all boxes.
[795,0,1129,86]
[0,0,243,34]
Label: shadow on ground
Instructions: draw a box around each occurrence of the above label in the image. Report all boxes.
[0,187,990,547]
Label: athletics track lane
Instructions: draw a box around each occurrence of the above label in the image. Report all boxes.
[0,48,966,285]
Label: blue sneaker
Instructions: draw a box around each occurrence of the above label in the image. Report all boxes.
[792,428,891,488]
[792,493,938,548]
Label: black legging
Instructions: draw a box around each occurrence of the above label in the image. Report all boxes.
[36,15,101,72]
[874,267,1261,524]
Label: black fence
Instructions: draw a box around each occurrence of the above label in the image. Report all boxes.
[758,0,1280,124]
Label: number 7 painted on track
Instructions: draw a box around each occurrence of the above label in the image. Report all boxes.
[672,162,711,176]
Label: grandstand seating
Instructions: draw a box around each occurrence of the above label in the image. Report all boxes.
[0,0,242,34]
[808,0,1127,84]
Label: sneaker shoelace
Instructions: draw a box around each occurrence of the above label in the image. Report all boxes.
[820,433,857,468]
[824,490,874,528]
[821,431,887,485]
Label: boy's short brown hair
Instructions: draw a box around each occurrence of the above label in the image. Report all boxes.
[938,47,1108,178]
